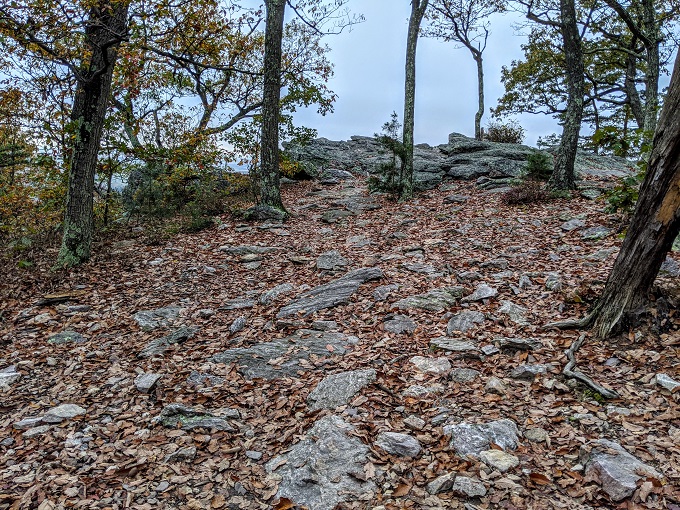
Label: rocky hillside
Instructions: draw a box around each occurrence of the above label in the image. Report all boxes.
[285,132,636,190]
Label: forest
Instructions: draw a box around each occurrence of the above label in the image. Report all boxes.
[1,0,679,509]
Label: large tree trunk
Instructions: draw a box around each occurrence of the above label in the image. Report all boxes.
[400,0,429,201]
[258,0,286,212]
[56,2,129,267]
[590,51,680,338]
[550,0,583,191]
[473,51,484,140]
[641,0,659,145]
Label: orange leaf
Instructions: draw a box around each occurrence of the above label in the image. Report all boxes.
[273,498,294,510]
[529,472,552,485]
[393,483,411,497]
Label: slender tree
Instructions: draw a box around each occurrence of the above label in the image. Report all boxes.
[401,0,429,201]
[550,50,680,338]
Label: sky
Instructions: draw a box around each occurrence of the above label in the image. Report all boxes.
[290,1,561,147]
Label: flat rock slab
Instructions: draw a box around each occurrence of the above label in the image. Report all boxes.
[430,337,479,353]
[259,283,295,305]
[375,432,421,457]
[307,369,377,411]
[321,209,354,223]
[479,449,520,472]
[581,226,612,239]
[655,373,680,392]
[410,356,451,374]
[510,364,548,380]
[427,474,487,497]
[135,373,162,393]
[316,250,352,270]
[158,403,237,432]
[450,368,481,382]
[186,371,224,387]
[561,218,586,231]
[384,314,417,334]
[393,287,464,312]
[219,298,256,310]
[47,331,87,345]
[266,415,375,510]
[496,336,544,351]
[133,306,182,331]
[444,418,519,458]
[462,284,498,302]
[211,329,357,380]
[498,301,529,326]
[580,439,662,501]
[218,245,280,255]
[42,404,86,423]
[277,267,383,318]
[447,310,485,334]
[138,326,198,359]
[0,366,20,388]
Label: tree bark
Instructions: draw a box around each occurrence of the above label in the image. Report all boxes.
[258,0,286,212]
[640,0,659,144]
[56,2,129,267]
[590,50,680,338]
[474,51,484,140]
[550,0,583,191]
[401,0,429,201]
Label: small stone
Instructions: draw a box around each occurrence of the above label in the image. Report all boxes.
[443,194,470,204]
[481,258,509,270]
[311,320,338,331]
[307,369,377,411]
[509,364,548,380]
[655,373,680,392]
[462,284,498,302]
[316,250,351,270]
[481,344,500,355]
[581,226,612,240]
[42,404,86,423]
[524,428,548,442]
[166,446,197,462]
[0,366,20,387]
[606,406,631,416]
[426,472,456,495]
[373,284,399,301]
[498,301,529,326]
[444,419,520,458]
[403,415,426,431]
[134,373,162,393]
[384,314,417,334]
[155,481,170,492]
[430,337,479,353]
[186,372,224,387]
[259,283,294,305]
[496,337,543,351]
[446,310,485,334]
[375,432,421,457]
[560,219,586,231]
[245,450,263,461]
[229,316,247,334]
[14,417,43,430]
[133,306,182,331]
[410,356,451,374]
[22,425,51,438]
[47,331,87,345]
[545,273,562,291]
[480,450,520,472]
[239,253,263,263]
[451,476,487,497]
[450,368,481,383]
[402,384,444,397]
[485,377,507,395]
[518,275,532,289]
[46,357,58,366]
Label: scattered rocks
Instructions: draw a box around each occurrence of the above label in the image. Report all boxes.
[266,415,375,510]
[479,450,520,472]
[580,439,662,501]
[307,369,376,411]
[316,250,352,270]
[375,431,422,457]
[138,326,198,358]
[393,286,464,312]
[42,404,86,423]
[444,419,519,458]
[133,306,182,331]
[47,331,87,345]
[450,368,481,382]
[655,373,680,392]
[134,373,162,393]
[446,310,485,333]
[427,473,487,497]
[462,284,498,302]
[383,314,417,334]
[410,356,451,374]
[277,267,383,318]
[498,301,529,326]
[158,404,236,432]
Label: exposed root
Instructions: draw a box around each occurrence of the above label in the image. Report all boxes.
[562,333,619,399]
[544,312,595,330]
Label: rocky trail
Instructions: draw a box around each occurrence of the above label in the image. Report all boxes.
[1,171,679,510]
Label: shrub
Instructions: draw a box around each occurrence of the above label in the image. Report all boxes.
[370,112,406,197]
[484,120,525,144]
[606,173,642,214]
[501,180,550,205]
[524,151,553,181]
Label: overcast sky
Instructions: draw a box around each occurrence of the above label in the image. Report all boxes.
[291,1,561,147]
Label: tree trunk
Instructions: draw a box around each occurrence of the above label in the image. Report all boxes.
[590,51,680,338]
[56,2,129,267]
[641,0,659,146]
[258,0,286,212]
[400,0,429,201]
[550,0,583,191]
[474,51,484,140]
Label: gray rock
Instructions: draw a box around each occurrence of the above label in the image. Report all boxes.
[245,450,263,460]
[560,218,586,231]
[587,248,619,262]
[524,428,548,442]
[498,301,529,326]
[655,373,680,392]
[47,331,87,345]
[402,262,439,274]
[134,373,162,393]
[580,439,662,501]
[481,344,500,355]
[186,371,224,387]
[510,364,548,380]
[410,356,451,374]
[219,298,256,310]
[393,286,464,312]
[450,368,481,382]
[518,275,533,289]
[42,404,86,423]
[457,270,482,282]
[211,329,356,380]
[581,188,602,199]
[23,425,51,438]
[0,365,20,388]
[485,376,507,395]
[480,258,509,270]
[404,415,426,430]
[545,273,562,291]
[243,204,287,222]
[277,267,383,318]
[266,415,375,510]
[138,326,198,358]
[479,450,520,472]
[496,336,544,351]
[316,250,351,270]
[259,283,295,305]
[430,337,479,353]
[311,320,339,331]
[443,194,470,204]
[229,316,247,334]
[462,284,498,302]
[384,314,417,334]
[133,306,182,331]
[427,473,487,497]
[443,419,519,458]
[166,446,197,462]
[319,168,354,182]
[307,369,376,411]
[581,226,612,240]
[373,283,399,301]
[158,403,236,431]
[14,417,43,429]
[402,384,444,397]
[321,209,354,223]
[218,244,280,255]
[660,256,680,276]
[375,432,421,457]
[446,310,485,334]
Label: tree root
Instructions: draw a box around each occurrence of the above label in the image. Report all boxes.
[563,333,619,399]
[544,312,595,330]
